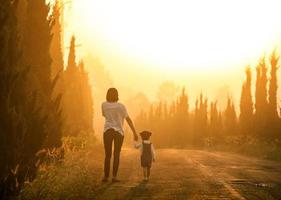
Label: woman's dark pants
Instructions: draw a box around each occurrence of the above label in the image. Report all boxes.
[103,129,124,178]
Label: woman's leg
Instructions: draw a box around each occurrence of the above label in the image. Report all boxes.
[112,133,124,178]
[103,130,114,179]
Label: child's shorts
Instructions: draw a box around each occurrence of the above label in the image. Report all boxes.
[141,155,152,168]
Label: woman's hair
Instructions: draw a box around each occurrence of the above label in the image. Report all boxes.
[106,88,119,102]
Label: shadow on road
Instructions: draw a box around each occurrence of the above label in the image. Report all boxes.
[121,181,152,200]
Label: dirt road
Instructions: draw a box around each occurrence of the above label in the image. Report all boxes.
[88,148,281,200]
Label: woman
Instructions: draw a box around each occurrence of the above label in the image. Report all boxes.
[101,88,138,182]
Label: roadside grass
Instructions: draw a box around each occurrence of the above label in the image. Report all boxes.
[17,135,103,200]
[205,136,281,161]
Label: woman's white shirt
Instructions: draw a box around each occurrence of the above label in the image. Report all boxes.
[102,101,128,135]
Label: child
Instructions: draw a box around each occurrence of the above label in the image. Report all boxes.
[134,131,156,181]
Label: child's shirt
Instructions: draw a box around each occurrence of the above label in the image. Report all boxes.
[134,140,156,160]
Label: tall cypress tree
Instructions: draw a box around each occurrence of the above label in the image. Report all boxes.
[224,98,237,136]
[268,51,280,139]
[64,36,79,135]
[193,94,208,146]
[23,0,52,94]
[0,1,49,196]
[175,88,189,146]
[269,51,279,118]
[260,59,268,111]
[255,58,269,138]
[50,0,64,103]
[22,0,63,148]
[240,67,253,135]
[0,2,23,196]
[78,61,94,133]
[63,36,94,136]
[50,0,64,80]
[210,101,219,137]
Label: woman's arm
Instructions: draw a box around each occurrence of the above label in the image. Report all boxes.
[126,117,138,141]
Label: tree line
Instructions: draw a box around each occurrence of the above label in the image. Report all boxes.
[135,53,280,148]
[0,0,94,198]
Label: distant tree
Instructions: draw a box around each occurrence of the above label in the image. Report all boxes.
[210,101,220,137]
[268,51,280,139]
[268,51,279,118]
[148,105,154,123]
[169,101,176,117]
[239,67,254,135]
[176,87,189,116]
[63,36,79,135]
[63,36,94,135]
[175,88,190,146]
[224,98,237,135]
[254,58,269,138]
[157,101,164,120]
[78,61,94,133]
[193,94,208,147]
[157,81,179,103]
[163,101,168,120]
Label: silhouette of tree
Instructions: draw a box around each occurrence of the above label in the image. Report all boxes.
[0,1,50,196]
[175,87,190,146]
[50,0,64,93]
[269,51,279,118]
[78,61,94,133]
[193,94,208,147]
[240,67,253,135]
[23,0,52,94]
[224,98,237,136]
[255,58,269,138]
[157,81,178,103]
[63,36,94,136]
[268,51,280,139]
[210,101,220,137]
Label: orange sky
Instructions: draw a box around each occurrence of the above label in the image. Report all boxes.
[59,0,281,112]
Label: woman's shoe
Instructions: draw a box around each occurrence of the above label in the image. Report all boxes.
[102,177,109,182]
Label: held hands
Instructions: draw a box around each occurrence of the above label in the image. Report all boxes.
[133,133,138,141]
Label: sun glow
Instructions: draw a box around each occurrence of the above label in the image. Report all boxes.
[66,0,281,72]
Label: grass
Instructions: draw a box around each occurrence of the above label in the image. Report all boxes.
[17,136,103,200]
[205,136,281,161]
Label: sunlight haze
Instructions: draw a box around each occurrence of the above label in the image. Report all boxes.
[63,0,281,106]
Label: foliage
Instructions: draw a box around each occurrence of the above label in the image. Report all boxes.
[135,53,281,148]
[18,136,99,200]
[63,36,94,136]
[0,0,94,199]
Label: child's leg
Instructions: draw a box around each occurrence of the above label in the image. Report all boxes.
[143,167,147,179]
[147,167,151,179]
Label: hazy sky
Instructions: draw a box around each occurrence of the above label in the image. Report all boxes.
[62,0,281,106]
